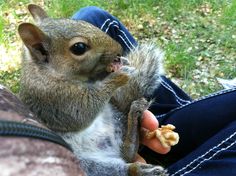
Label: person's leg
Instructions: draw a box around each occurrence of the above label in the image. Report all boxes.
[168,120,236,176]
[149,76,192,116]
[72,6,137,54]
[141,88,236,166]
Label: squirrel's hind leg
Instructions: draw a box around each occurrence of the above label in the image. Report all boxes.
[128,162,168,176]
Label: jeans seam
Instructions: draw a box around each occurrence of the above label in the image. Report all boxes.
[104,21,118,33]
[100,18,111,30]
[160,78,191,105]
[118,35,133,51]
[195,87,236,101]
[167,87,236,114]
[113,24,136,49]
[160,81,183,106]
[101,19,135,50]
[171,130,236,176]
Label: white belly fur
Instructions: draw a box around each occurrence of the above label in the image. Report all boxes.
[60,104,123,162]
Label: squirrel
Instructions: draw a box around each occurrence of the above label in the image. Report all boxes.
[18,4,179,176]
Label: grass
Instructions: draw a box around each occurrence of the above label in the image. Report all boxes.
[0,3,5,44]
[221,0,236,26]
[0,17,4,44]
[0,0,235,97]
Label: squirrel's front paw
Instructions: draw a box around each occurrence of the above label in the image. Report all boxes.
[106,72,129,87]
[145,124,179,148]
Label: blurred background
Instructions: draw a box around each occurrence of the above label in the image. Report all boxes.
[0,0,235,98]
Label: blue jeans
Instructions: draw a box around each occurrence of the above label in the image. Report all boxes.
[72,6,236,175]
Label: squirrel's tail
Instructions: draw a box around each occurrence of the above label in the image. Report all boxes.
[128,43,164,97]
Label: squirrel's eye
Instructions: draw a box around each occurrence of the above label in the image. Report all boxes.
[70,42,89,56]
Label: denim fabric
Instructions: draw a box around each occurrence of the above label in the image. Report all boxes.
[72,6,236,175]
[72,6,137,54]
[168,119,236,176]
[142,88,236,172]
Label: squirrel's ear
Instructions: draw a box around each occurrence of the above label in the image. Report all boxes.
[18,23,49,62]
[28,4,48,23]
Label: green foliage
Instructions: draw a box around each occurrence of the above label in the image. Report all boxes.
[165,44,196,79]
[44,0,111,17]
[0,69,20,93]
[0,3,4,44]
[221,0,236,26]
[0,17,4,44]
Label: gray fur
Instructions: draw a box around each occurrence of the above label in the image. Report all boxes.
[18,4,167,176]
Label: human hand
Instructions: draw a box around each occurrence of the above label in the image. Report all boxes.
[135,110,170,163]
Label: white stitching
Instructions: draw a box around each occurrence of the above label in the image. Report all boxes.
[114,26,136,49]
[105,20,118,33]
[160,81,184,105]
[153,83,236,118]
[195,87,236,102]
[161,82,183,105]
[169,87,236,113]
[155,88,236,122]
[103,20,135,50]
[118,35,132,51]
[100,18,111,31]
[160,79,236,108]
[156,113,166,119]
[160,77,191,104]
[111,23,135,49]
[182,140,236,175]
[171,130,236,176]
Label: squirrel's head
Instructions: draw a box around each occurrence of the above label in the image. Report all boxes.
[18,4,124,81]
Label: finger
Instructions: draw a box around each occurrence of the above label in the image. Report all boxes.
[142,137,171,154]
[142,110,159,131]
[134,153,146,163]
[141,110,170,154]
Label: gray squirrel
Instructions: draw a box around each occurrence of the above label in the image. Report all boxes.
[18,4,179,176]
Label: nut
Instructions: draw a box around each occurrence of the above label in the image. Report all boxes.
[145,124,180,148]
